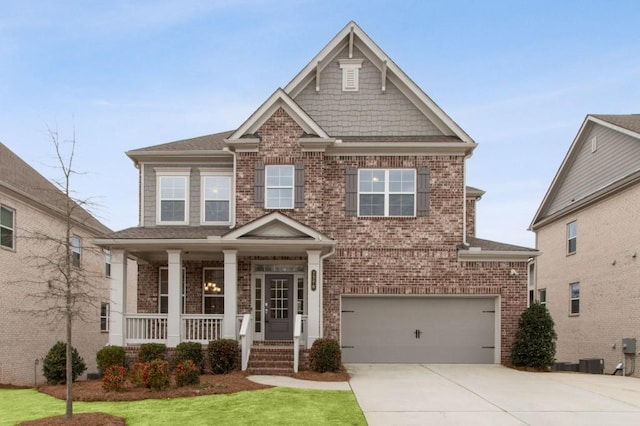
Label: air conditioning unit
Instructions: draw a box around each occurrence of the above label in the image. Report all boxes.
[579,358,604,374]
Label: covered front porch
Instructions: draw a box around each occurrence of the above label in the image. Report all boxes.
[98,213,335,370]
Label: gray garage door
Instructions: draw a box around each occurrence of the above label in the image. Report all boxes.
[341,297,496,363]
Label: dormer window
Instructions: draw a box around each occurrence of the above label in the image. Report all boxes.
[339,59,363,91]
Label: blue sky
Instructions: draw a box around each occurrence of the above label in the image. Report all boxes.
[1,0,638,247]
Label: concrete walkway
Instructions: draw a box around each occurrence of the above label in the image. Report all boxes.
[347,364,640,425]
[247,374,351,391]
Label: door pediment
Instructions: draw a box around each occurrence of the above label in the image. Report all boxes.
[222,212,332,242]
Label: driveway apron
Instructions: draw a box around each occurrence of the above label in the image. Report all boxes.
[347,364,640,425]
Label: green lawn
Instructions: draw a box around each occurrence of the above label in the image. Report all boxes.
[0,388,366,425]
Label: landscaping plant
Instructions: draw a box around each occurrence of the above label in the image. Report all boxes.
[175,342,204,372]
[102,366,127,392]
[175,360,200,387]
[208,339,240,374]
[511,302,557,369]
[309,338,342,373]
[146,360,170,390]
[138,343,167,362]
[43,341,87,384]
[96,345,127,376]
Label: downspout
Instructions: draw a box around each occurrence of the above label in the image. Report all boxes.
[223,147,237,228]
[318,246,336,338]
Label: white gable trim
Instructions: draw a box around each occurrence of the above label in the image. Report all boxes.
[284,21,474,144]
[530,114,640,229]
[222,212,333,242]
[227,89,329,140]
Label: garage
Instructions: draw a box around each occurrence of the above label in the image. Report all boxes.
[341,296,497,363]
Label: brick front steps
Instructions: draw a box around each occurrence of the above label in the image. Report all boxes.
[246,340,309,375]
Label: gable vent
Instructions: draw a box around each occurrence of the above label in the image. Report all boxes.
[339,59,363,92]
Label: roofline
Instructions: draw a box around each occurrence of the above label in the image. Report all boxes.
[457,249,540,262]
[126,150,232,165]
[325,141,477,156]
[531,114,640,228]
[283,21,475,144]
[94,237,337,251]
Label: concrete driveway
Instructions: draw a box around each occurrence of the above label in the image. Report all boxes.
[347,364,640,425]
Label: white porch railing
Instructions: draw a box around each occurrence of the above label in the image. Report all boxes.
[293,314,303,373]
[239,314,254,371]
[125,314,168,345]
[182,315,223,343]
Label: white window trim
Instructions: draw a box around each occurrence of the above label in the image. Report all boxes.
[71,235,81,267]
[156,168,190,225]
[100,302,110,332]
[200,169,234,225]
[339,59,363,92]
[538,288,546,306]
[357,169,417,217]
[202,267,224,314]
[265,165,295,209]
[567,221,577,255]
[159,267,186,314]
[570,282,580,315]
[0,204,15,250]
[104,249,111,278]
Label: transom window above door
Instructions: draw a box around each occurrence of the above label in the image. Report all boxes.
[266,165,294,209]
[156,170,190,224]
[358,169,416,216]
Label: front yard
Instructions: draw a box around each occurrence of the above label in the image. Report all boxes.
[1,386,366,425]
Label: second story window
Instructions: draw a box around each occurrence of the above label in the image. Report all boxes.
[0,205,15,250]
[265,165,294,209]
[570,282,580,315]
[567,221,577,254]
[201,173,232,224]
[157,172,189,224]
[104,250,111,277]
[358,169,416,217]
[71,235,81,267]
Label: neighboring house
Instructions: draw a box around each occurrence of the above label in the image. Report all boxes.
[97,22,537,370]
[531,114,640,376]
[0,142,113,386]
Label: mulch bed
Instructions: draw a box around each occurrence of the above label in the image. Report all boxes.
[12,369,350,425]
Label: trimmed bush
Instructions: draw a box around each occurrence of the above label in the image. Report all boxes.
[96,345,126,376]
[309,338,342,373]
[138,343,167,362]
[102,366,126,392]
[42,341,87,384]
[146,360,170,390]
[129,362,150,388]
[208,339,239,374]
[511,302,557,369]
[175,342,204,371]
[175,360,200,387]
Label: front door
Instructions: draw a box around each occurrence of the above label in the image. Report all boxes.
[265,274,294,340]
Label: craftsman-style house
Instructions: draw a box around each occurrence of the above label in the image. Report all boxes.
[98,22,537,371]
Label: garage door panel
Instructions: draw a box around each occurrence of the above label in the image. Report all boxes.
[341,297,496,363]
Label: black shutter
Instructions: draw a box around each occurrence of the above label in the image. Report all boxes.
[255,162,265,208]
[295,163,305,208]
[416,166,430,217]
[345,166,358,216]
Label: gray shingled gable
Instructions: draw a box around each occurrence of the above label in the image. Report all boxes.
[0,142,111,235]
[461,236,535,252]
[108,226,229,239]
[592,114,640,135]
[128,130,233,153]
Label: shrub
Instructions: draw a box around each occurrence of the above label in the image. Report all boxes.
[146,360,170,390]
[102,366,126,392]
[309,338,342,373]
[129,362,150,388]
[511,302,557,369]
[175,342,204,371]
[175,360,200,387]
[138,343,167,362]
[96,345,126,376]
[208,339,239,374]
[42,341,87,384]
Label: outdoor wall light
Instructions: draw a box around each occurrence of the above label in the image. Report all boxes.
[311,269,317,291]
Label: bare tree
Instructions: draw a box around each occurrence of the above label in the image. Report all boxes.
[16,126,107,419]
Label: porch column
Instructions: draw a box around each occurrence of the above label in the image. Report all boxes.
[167,249,182,347]
[306,250,322,347]
[108,249,127,346]
[223,250,238,339]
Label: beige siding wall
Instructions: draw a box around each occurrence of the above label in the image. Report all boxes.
[0,191,110,386]
[536,182,640,376]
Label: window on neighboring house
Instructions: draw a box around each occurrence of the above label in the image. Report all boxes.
[100,302,110,332]
[358,169,416,216]
[567,221,577,254]
[538,288,547,306]
[203,268,224,314]
[201,173,232,224]
[0,205,15,249]
[71,235,81,267]
[265,165,294,209]
[157,173,189,224]
[570,282,580,315]
[159,267,186,314]
[104,250,111,277]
